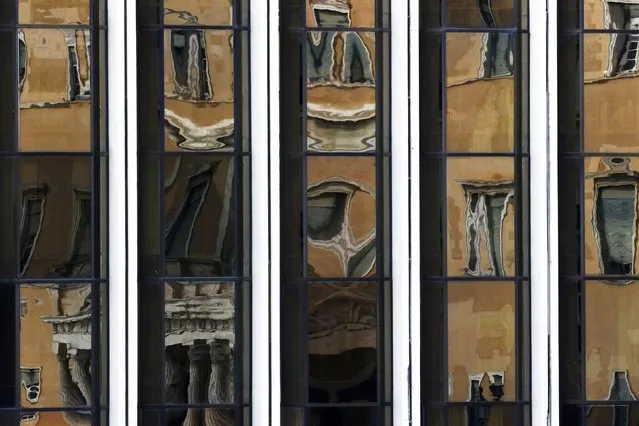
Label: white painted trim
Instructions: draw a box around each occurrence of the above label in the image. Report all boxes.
[408,0,421,419]
[268,0,281,421]
[548,0,560,421]
[530,0,552,422]
[391,0,410,424]
[107,0,131,423]
[251,0,274,424]
[125,0,139,423]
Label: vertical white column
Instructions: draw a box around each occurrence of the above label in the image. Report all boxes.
[529,0,552,422]
[126,0,139,423]
[548,0,559,422]
[251,0,277,424]
[107,0,134,423]
[408,0,421,421]
[391,0,410,424]
[268,0,281,421]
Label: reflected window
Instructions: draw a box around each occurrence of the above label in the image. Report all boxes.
[480,33,514,78]
[588,370,638,426]
[18,31,26,91]
[170,30,213,101]
[307,181,376,277]
[594,183,637,275]
[19,188,45,276]
[463,185,513,276]
[165,166,212,259]
[307,32,374,85]
[65,30,91,101]
[607,3,639,76]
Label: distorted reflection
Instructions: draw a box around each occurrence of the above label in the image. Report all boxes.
[164,156,235,277]
[164,28,235,152]
[446,0,515,27]
[585,157,639,278]
[462,183,514,277]
[19,0,91,25]
[163,2,233,26]
[305,0,376,153]
[308,282,377,403]
[18,157,93,278]
[447,158,515,277]
[447,282,515,402]
[307,158,376,278]
[446,33,515,152]
[19,29,92,152]
[585,371,636,426]
[20,283,93,424]
[163,282,235,425]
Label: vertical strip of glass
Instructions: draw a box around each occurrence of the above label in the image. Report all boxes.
[279,0,392,423]
[136,0,252,423]
[558,0,639,423]
[419,0,532,424]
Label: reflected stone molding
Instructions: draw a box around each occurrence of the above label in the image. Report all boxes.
[165,295,235,347]
[20,367,42,404]
[165,109,234,152]
[307,116,376,152]
[308,281,376,355]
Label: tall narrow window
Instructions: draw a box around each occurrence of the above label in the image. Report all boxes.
[0,0,108,424]
[421,0,530,423]
[560,0,639,422]
[137,0,250,423]
[280,0,391,423]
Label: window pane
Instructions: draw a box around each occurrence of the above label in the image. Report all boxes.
[0,1,109,421]
[137,0,250,419]
[280,0,391,418]
[420,0,529,417]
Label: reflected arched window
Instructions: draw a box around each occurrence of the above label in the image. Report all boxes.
[19,187,46,276]
[606,2,639,76]
[170,30,212,100]
[463,183,513,276]
[594,183,637,275]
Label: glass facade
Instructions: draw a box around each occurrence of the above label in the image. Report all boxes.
[2,0,635,424]
[136,0,251,424]
[279,0,392,423]
[420,0,531,423]
[0,0,108,424]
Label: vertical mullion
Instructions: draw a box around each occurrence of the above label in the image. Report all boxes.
[409,0,421,420]
[107,0,130,424]
[529,0,553,422]
[391,0,410,424]
[251,0,273,423]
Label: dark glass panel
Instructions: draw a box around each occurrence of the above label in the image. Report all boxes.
[447,281,517,402]
[307,156,376,279]
[308,281,377,403]
[0,30,16,152]
[165,408,236,426]
[559,280,583,402]
[20,283,94,408]
[18,156,93,279]
[447,404,517,426]
[19,29,92,152]
[308,407,380,425]
[163,155,236,278]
